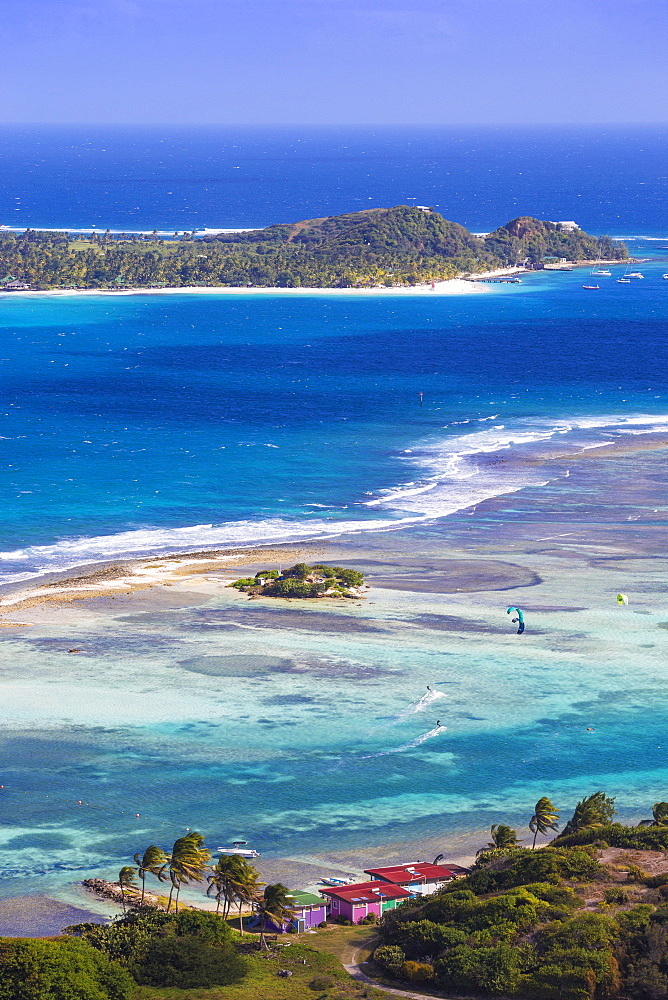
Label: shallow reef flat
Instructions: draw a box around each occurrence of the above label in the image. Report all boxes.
[1,439,668,934]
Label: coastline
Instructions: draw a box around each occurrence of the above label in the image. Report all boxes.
[0,260,631,300]
[0,277,492,298]
[2,432,668,934]
[1,428,667,616]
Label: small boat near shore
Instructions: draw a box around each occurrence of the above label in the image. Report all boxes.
[217,840,261,858]
[582,284,600,290]
[627,272,644,278]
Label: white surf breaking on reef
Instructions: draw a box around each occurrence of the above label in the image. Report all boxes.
[365,412,668,517]
[1,412,668,587]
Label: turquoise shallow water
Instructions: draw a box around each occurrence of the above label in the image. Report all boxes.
[1,446,668,904]
[0,254,668,906]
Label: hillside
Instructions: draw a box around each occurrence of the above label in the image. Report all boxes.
[0,207,626,289]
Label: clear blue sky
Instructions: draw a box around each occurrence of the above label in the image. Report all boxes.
[0,0,665,124]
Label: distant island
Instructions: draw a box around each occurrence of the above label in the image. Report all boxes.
[0,207,627,290]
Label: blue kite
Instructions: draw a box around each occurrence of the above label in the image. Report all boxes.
[507,606,525,634]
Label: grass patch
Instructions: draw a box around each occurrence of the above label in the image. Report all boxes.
[303,926,378,965]
[131,941,390,999]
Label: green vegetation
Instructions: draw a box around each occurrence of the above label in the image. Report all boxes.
[371,791,668,998]
[0,207,627,290]
[476,823,522,854]
[130,938,386,1000]
[231,563,365,599]
[207,855,264,933]
[561,791,617,838]
[66,907,248,987]
[0,936,135,1000]
[529,796,560,848]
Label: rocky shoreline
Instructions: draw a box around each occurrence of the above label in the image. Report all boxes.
[81,878,167,911]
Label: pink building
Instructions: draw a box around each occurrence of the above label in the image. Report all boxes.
[319,880,410,923]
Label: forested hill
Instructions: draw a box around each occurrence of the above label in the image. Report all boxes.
[0,207,626,290]
[209,205,484,259]
[484,214,623,266]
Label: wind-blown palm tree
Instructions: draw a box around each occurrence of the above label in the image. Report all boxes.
[232,859,264,936]
[118,866,138,913]
[133,845,169,905]
[561,791,616,836]
[639,802,668,827]
[476,823,521,855]
[166,832,211,913]
[254,883,295,949]
[529,797,560,848]
[207,855,244,919]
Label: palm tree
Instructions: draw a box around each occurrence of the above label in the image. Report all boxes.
[639,802,668,827]
[254,883,295,949]
[529,797,560,848]
[166,832,211,913]
[133,845,169,905]
[118,867,138,913]
[207,855,245,919]
[232,859,264,936]
[476,823,521,855]
[561,791,616,837]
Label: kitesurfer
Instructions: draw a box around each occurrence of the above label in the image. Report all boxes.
[436,720,441,727]
[507,607,525,634]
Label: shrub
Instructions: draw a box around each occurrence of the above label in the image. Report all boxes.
[312,565,337,578]
[171,909,233,944]
[604,887,628,904]
[309,974,335,990]
[267,579,319,597]
[254,569,279,579]
[374,945,405,977]
[359,912,378,924]
[318,920,328,927]
[435,942,527,994]
[0,937,134,1000]
[554,823,668,851]
[133,934,247,988]
[231,577,256,589]
[333,915,352,926]
[465,847,602,894]
[334,568,364,587]
[387,919,465,958]
[627,863,650,883]
[284,562,311,579]
[402,960,434,982]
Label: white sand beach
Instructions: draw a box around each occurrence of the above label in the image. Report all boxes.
[0,269,529,300]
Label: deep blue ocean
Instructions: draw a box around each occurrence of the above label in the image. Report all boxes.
[1,127,668,913]
[0,124,666,235]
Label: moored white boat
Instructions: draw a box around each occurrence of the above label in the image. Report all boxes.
[217,840,261,858]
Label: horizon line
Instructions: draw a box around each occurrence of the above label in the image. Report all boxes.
[0,121,666,128]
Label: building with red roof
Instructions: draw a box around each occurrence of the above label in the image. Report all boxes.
[363,862,462,895]
[318,880,410,923]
